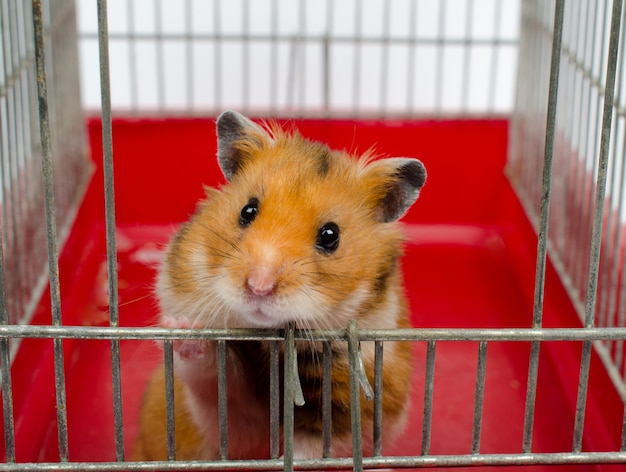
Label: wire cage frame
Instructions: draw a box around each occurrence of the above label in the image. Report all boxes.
[0,0,626,471]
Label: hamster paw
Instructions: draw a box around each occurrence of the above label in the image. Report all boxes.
[161,316,208,360]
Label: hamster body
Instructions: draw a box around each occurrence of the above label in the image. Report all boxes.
[134,111,426,461]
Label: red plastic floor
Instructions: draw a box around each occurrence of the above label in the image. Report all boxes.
[5,118,625,470]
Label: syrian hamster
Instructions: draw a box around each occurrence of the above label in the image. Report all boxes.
[134,111,426,461]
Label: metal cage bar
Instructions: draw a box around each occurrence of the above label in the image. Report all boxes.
[31,0,69,461]
[471,341,488,455]
[0,324,626,469]
[269,340,281,459]
[217,339,229,460]
[76,0,519,116]
[95,0,124,461]
[421,340,436,456]
[573,0,624,453]
[522,0,565,454]
[321,341,333,458]
[510,0,626,402]
[0,216,14,464]
[163,340,177,461]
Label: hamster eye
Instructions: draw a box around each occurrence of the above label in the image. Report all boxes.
[316,222,340,253]
[239,198,259,226]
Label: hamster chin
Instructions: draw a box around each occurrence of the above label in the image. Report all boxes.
[218,278,328,329]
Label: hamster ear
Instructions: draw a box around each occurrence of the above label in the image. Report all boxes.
[364,158,427,222]
[216,110,271,181]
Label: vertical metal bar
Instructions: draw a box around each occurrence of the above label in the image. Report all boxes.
[154,0,164,109]
[347,320,363,472]
[298,0,306,114]
[599,12,626,334]
[522,0,564,454]
[185,0,193,111]
[7,0,27,326]
[0,0,21,326]
[109,339,124,459]
[406,0,418,113]
[352,0,362,115]
[31,0,69,460]
[97,0,118,364]
[16,2,36,332]
[283,323,296,472]
[322,340,332,458]
[372,341,383,457]
[1,1,12,325]
[0,231,15,462]
[25,1,43,327]
[522,340,540,453]
[622,390,626,451]
[575,0,604,298]
[561,0,579,288]
[461,0,474,111]
[242,0,249,113]
[322,34,330,116]
[379,0,391,114]
[217,339,228,460]
[213,0,222,111]
[322,0,333,116]
[163,340,176,460]
[269,0,278,115]
[487,0,502,111]
[564,1,585,283]
[286,38,298,113]
[127,1,137,110]
[421,341,436,456]
[573,0,623,453]
[434,0,445,112]
[553,2,572,261]
[270,340,280,459]
[616,214,626,366]
[96,0,124,460]
[471,341,488,454]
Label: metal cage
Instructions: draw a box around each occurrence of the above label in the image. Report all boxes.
[1,0,626,471]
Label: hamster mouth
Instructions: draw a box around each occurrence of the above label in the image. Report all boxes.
[251,308,275,324]
[241,294,283,327]
[241,306,286,328]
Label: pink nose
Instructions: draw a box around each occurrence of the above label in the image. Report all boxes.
[247,266,276,297]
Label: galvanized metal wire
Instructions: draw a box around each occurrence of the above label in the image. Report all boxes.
[76,0,519,116]
[31,0,69,460]
[95,0,125,460]
[510,0,626,403]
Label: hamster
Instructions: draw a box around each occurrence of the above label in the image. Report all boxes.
[134,111,426,461]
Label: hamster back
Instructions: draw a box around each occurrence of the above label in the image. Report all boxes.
[135,111,426,460]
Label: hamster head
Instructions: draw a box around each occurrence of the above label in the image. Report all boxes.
[158,111,426,330]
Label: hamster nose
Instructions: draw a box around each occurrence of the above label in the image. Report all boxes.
[247,266,277,297]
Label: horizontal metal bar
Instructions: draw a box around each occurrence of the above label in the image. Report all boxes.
[1,325,626,342]
[1,451,626,471]
[79,31,517,47]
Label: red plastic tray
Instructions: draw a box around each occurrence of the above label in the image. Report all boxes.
[4,118,624,470]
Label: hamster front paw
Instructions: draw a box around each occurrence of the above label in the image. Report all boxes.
[161,316,208,360]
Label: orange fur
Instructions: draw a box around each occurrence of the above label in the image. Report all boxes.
[133,367,209,460]
[135,112,425,460]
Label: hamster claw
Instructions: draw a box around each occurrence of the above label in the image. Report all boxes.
[177,340,207,360]
[161,315,208,360]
